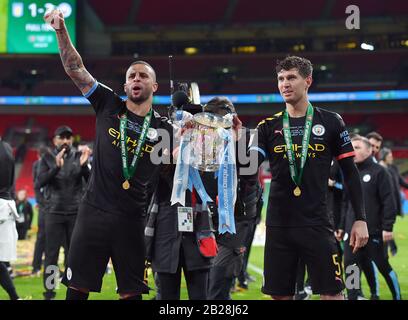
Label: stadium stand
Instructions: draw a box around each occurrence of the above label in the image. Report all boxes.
[135,0,230,25]
[331,0,408,19]
[1,50,406,97]
[87,0,133,26]
[85,0,408,27]
[15,148,37,198]
[231,0,326,23]
[1,115,95,141]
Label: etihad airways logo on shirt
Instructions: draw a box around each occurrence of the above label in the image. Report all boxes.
[108,128,155,155]
[273,143,326,159]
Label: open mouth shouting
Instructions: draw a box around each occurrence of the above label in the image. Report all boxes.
[132,84,143,96]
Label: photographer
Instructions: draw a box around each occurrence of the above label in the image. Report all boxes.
[145,110,216,300]
[35,126,91,300]
[195,97,261,300]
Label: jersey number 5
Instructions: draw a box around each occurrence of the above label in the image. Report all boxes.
[332,254,342,276]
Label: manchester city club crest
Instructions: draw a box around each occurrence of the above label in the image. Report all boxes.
[147,128,158,140]
[312,124,325,136]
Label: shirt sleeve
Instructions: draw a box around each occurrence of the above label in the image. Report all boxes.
[248,120,268,164]
[83,81,123,115]
[331,113,355,161]
[339,156,366,221]
[35,154,60,189]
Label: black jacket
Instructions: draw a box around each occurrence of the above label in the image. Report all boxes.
[35,148,90,215]
[147,166,213,273]
[32,159,46,208]
[342,157,396,235]
[0,140,15,200]
[199,127,262,248]
[387,164,407,216]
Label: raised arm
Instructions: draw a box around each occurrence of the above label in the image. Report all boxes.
[44,9,95,95]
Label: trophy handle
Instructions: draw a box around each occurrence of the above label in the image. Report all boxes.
[189,82,201,105]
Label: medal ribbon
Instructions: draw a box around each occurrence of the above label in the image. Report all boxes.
[282,103,314,188]
[120,108,152,183]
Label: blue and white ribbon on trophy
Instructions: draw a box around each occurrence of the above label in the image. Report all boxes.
[171,131,213,207]
[171,131,191,206]
[216,128,237,234]
[171,127,237,234]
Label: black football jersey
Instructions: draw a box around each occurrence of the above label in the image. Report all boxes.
[250,107,354,227]
[83,82,173,216]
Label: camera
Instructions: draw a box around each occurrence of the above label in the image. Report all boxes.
[170,82,203,122]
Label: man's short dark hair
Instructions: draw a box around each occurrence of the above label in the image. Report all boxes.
[379,147,392,161]
[276,56,313,78]
[204,96,236,116]
[128,60,157,81]
[366,131,383,142]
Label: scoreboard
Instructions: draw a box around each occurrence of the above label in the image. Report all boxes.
[0,0,76,54]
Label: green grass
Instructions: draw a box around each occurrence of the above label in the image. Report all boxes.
[1,214,407,300]
[247,216,408,300]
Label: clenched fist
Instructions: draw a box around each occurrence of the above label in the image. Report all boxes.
[44,9,65,31]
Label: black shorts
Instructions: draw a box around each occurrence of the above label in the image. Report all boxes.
[61,202,149,294]
[262,225,344,296]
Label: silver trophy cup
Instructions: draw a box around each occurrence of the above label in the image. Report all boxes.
[189,112,233,172]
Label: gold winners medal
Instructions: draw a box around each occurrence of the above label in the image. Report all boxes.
[122,180,130,190]
[293,186,301,197]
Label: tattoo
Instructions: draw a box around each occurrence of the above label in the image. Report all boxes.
[56,28,95,93]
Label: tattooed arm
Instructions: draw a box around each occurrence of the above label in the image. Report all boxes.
[44,9,95,95]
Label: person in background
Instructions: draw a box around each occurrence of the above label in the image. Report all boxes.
[31,146,50,276]
[197,97,260,300]
[366,132,383,162]
[0,137,21,300]
[15,189,33,240]
[341,135,401,300]
[379,147,408,217]
[147,166,214,300]
[36,125,91,300]
[379,147,408,257]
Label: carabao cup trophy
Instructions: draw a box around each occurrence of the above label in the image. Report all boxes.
[170,83,237,234]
